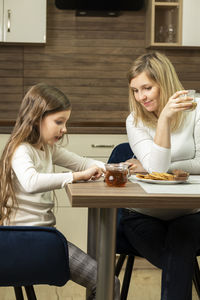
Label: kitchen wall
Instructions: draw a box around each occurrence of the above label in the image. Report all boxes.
[0,0,200,134]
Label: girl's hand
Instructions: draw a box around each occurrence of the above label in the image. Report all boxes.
[161,90,193,119]
[73,165,105,182]
[125,158,146,174]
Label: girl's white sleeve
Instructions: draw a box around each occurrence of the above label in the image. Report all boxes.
[52,146,105,188]
[12,145,105,194]
[126,114,171,173]
[52,145,105,171]
[12,146,74,193]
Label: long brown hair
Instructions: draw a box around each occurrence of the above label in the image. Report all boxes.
[0,83,71,224]
[127,52,184,130]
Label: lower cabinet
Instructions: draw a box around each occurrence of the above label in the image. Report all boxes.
[55,206,88,252]
[55,134,128,251]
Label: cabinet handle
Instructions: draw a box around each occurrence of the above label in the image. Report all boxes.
[91,144,115,148]
[7,10,11,32]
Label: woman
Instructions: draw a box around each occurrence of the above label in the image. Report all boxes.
[118,52,200,300]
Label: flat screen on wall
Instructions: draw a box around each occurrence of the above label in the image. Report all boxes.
[55,0,144,16]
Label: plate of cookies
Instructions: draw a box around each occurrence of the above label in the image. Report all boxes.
[134,169,189,184]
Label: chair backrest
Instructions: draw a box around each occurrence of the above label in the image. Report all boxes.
[0,226,70,287]
[108,143,134,164]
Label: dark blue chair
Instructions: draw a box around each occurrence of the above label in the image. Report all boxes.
[108,143,200,300]
[0,226,70,300]
[107,142,135,164]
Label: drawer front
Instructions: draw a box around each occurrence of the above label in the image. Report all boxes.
[66,134,128,158]
[55,134,128,207]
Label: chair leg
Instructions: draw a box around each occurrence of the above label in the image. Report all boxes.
[24,286,37,300]
[14,287,24,300]
[193,258,200,299]
[115,254,127,277]
[121,255,135,300]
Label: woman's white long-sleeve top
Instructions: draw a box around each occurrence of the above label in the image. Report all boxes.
[126,100,200,174]
[7,143,105,226]
[126,100,200,220]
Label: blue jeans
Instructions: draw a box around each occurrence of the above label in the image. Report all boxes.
[120,208,200,300]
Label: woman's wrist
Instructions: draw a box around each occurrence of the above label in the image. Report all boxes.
[159,109,172,123]
[155,114,171,148]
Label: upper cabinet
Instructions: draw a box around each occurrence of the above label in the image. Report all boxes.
[146,0,200,48]
[182,0,200,46]
[0,0,46,44]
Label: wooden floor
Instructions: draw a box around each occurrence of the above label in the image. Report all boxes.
[0,257,199,300]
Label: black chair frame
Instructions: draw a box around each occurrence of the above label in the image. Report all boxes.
[115,254,200,300]
[14,286,37,300]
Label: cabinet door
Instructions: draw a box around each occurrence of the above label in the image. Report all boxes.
[55,207,88,252]
[3,0,46,43]
[0,0,3,41]
[182,0,200,46]
[54,134,128,251]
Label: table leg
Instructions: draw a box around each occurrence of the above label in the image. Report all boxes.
[87,208,100,259]
[96,208,117,300]
[86,208,100,299]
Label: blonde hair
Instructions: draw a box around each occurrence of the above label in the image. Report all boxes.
[0,83,71,224]
[127,52,184,130]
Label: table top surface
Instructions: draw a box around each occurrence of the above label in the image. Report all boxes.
[65,179,200,209]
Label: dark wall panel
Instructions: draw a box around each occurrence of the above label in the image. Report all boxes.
[0,1,200,133]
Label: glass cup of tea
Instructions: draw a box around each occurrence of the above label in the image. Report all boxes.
[180,90,196,112]
[105,163,129,187]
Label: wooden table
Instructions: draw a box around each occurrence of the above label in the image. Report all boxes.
[65,179,200,300]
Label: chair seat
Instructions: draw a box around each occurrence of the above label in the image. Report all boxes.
[0,226,70,287]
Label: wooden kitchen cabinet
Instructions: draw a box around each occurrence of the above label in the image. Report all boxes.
[55,134,128,251]
[0,0,46,43]
[182,0,200,46]
[146,0,200,48]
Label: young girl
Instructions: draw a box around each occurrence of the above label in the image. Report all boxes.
[0,83,120,300]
